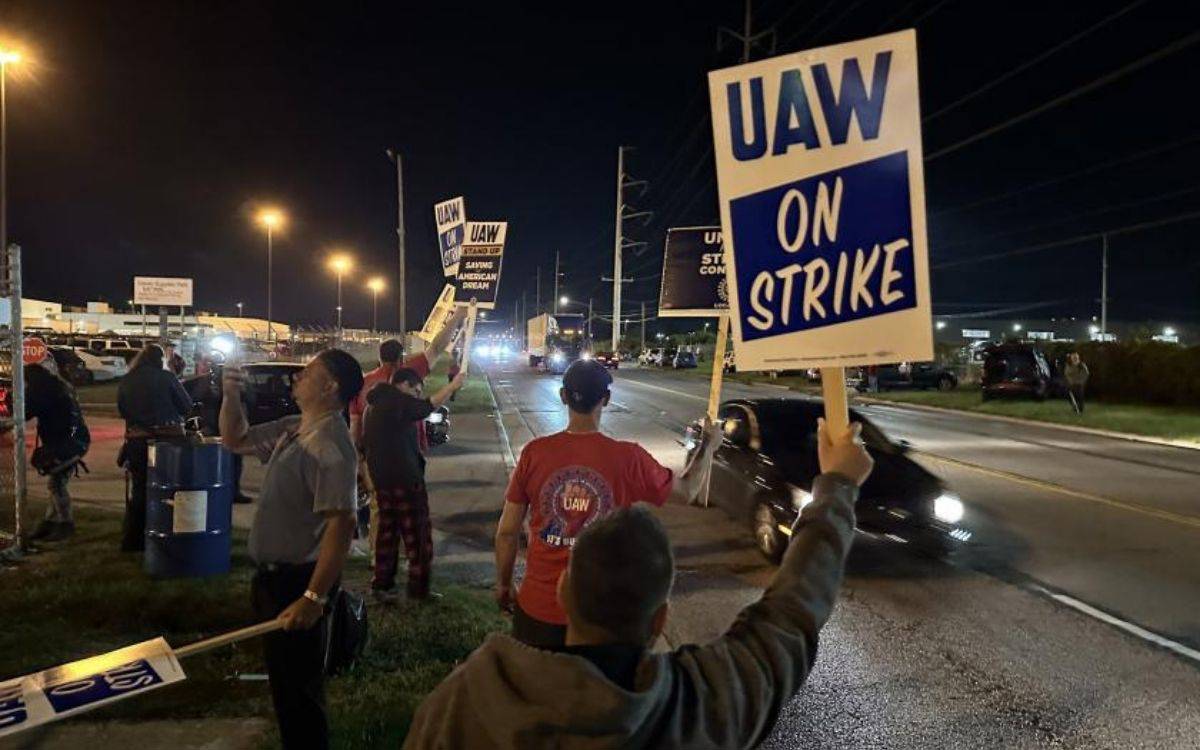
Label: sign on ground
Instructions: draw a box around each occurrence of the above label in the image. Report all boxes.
[133,277,194,307]
[453,221,507,310]
[658,227,730,318]
[434,196,467,278]
[708,29,932,371]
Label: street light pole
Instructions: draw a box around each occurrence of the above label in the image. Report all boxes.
[336,270,344,331]
[386,149,406,337]
[0,50,19,287]
[266,223,274,341]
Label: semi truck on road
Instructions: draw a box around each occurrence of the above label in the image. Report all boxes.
[527,313,586,374]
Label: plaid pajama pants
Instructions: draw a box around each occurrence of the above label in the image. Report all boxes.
[371,486,433,598]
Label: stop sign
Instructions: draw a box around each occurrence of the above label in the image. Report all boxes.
[22,337,48,366]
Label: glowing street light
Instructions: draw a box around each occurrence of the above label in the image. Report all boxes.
[254,207,286,342]
[935,320,947,330]
[236,302,244,317]
[366,276,386,333]
[559,295,569,306]
[1012,323,1022,332]
[1164,326,1177,338]
[327,253,354,331]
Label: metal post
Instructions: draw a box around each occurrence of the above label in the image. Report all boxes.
[535,266,541,316]
[371,288,379,333]
[8,244,26,545]
[1100,233,1108,336]
[588,298,594,343]
[641,301,646,352]
[141,304,147,334]
[336,272,343,331]
[388,149,407,338]
[612,147,625,353]
[266,224,274,343]
[553,250,560,314]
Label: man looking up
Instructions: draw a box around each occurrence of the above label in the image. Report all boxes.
[220,349,363,750]
[408,419,873,749]
[494,359,721,648]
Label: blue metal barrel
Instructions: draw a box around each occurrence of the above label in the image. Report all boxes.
[144,440,235,578]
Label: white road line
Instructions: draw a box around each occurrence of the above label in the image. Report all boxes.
[1036,587,1200,665]
[619,377,706,403]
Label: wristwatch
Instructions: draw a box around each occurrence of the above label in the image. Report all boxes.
[302,589,327,607]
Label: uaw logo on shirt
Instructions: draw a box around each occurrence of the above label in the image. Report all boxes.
[537,466,614,548]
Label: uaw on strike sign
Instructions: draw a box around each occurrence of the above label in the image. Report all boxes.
[434,196,467,278]
[658,227,729,317]
[453,221,507,310]
[709,30,932,371]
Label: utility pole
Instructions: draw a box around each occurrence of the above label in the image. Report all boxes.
[587,298,594,343]
[610,146,652,352]
[640,301,646,351]
[386,149,407,337]
[536,266,541,317]
[719,0,776,63]
[553,250,560,314]
[1100,233,1108,337]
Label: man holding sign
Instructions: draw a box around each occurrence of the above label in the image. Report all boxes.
[709,29,933,429]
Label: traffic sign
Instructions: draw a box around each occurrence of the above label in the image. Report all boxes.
[21,337,47,366]
[708,29,933,373]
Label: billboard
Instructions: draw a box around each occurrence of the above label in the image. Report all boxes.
[133,277,194,307]
[434,196,467,278]
[708,29,932,371]
[657,227,730,318]
[453,221,507,310]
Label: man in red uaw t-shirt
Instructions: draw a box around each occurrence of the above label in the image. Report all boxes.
[495,359,721,647]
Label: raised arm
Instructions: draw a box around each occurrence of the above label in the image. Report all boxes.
[428,372,466,409]
[423,307,468,368]
[670,420,873,747]
[219,366,251,452]
[666,417,721,504]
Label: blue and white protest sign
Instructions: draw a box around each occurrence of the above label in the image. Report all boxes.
[708,29,932,371]
[434,196,467,278]
[453,221,507,310]
[0,638,185,738]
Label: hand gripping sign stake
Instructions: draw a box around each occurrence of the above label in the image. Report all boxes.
[0,621,282,739]
[699,314,731,508]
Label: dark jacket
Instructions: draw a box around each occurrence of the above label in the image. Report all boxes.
[362,382,434,490]
[117,364,192,430]
[25,367,75,449]
[404,473,859,750]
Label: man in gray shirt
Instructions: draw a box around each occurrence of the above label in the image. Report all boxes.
[221,348,363,750]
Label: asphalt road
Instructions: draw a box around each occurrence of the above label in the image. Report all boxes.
[486,356,1200,749]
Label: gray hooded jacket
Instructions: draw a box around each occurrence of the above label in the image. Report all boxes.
[404,473,858,749]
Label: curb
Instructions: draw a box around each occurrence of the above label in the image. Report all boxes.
[853,395,1200,452]
[483,372,517,471]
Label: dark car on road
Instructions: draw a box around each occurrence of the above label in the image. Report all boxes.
[858,362,958,392]
[981,343,1052,400]
[49,347,95,387]
[672,350,698,369]
[659,349,678,368]
[592,351,619,370]
[687,398,970,562]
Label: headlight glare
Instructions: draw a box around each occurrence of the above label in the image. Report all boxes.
[933,493,964,524]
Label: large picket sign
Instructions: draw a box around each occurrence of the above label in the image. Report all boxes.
[658,227,730,317]
[434,196,467,278]
[708,29,932,372]
[453,221,507,310]
[0,639,185,738]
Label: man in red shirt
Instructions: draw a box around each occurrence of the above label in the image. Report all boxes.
[494,359,721,647]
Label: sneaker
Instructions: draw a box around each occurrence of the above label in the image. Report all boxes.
[29,519,55,541]
[43,522,75,542]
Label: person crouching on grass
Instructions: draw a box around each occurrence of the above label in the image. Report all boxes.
[362,366,466,603]
[220,349,363,750]
[406,419,874,749]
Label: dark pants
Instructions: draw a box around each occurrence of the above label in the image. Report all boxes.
[251,562,336,750]
[120,439,148,551]
[45,469,73,522]
[512,601,567,648]
[232,452,244,496]
[372,486,432,598]
[1069,384,1086,414]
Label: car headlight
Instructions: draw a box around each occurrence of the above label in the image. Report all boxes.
[552,352,565,363]
[426,412,445,425]
[581,352,591,360]
[210,336,236,355]
[933,493,964,524]
[789,484,814,512]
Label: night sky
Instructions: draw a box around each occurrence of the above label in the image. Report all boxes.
[3,0,1198,334]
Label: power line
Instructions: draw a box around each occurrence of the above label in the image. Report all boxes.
[924,0,1151,123]
[932,132,1200,217]
[908,0,957,27]
[927,28,1200,161]
[932,207,1200,270]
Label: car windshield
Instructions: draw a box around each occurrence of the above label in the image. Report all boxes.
[751,401,895,454]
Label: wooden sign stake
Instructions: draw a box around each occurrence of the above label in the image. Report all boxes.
[699,314,730,508]
[459,299,479,373]
[819,366,850,435]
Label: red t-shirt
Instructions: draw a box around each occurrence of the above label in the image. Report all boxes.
[350,353,430,419]
[505,430,674,625]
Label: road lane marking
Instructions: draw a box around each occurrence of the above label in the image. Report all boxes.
[1035,587,1200,665]
[916,451,1200,531]
[619,377,706,403]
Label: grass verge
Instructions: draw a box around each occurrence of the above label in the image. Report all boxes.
[0,504,506,748]
[860,389,1200,444]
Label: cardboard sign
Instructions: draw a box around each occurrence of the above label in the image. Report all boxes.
[0,639,185,738]
[134,277,194,307]
[434,196,467,278]
[22,337,48,366]
[658,227,730,318]
[708,29,932,371]
[453,221,507,310]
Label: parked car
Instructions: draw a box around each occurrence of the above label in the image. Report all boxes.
[686,398,971,562]
[639,348,663,367]
[592,351,620,370]
[857,362,958,392]
[672,350,698,369]
[659,349,678,367]
[72,348,129,382]
[184,362,305,431]
[48,347,94,386]
[981,343,1051,400]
